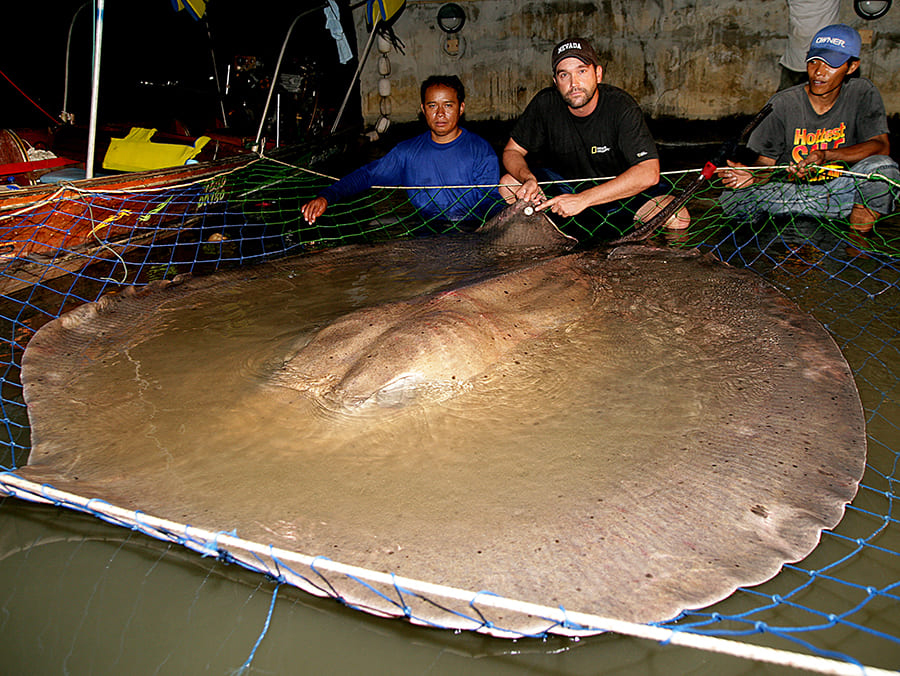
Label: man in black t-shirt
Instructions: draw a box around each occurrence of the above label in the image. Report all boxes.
[500,37,660,221]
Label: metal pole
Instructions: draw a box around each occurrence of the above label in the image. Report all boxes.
[253,3,327,151]
[330,21,378,134]
[203,17,229,128]
[62,2,89,123]
[276,93,281,147]
[86,0,104,179]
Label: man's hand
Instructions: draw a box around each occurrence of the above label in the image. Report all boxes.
[500,139,546,204]
[509,177,545,204]
[537,192,590,217]
[301,197,328,224]
[787,149,826,179]
[718,160,756,189]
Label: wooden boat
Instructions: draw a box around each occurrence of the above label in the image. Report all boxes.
[0,125,265,295]
[1,0,351,297]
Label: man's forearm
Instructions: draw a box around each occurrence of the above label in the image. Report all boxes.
[814,134,891,166]
[577,159,660,207]
[502,149,537,185]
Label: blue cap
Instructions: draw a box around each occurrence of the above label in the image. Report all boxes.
[806,24,861,68]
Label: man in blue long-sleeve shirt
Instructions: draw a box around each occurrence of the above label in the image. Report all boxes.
[301,75,500,230]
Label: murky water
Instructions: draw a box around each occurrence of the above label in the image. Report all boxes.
[0,497,799,676]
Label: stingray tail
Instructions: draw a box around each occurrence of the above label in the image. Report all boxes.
[609,102,774,245]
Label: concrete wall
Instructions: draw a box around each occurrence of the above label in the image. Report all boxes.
[351,0,900,125]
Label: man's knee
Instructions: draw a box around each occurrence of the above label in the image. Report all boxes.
[850,154,900,178]
[851,155,899,216]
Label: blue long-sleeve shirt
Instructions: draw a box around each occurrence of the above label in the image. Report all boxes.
[320,128,501,223]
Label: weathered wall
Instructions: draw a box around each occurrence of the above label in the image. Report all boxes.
[352,0,900,125]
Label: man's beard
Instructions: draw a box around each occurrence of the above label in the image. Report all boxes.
[561,83,597,109]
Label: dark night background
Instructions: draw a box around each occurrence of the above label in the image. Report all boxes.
[1,0,362,138]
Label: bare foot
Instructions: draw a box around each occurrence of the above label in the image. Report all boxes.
[845,228,872,259]
[849,204,879,234]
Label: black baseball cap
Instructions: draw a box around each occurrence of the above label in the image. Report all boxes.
[551,38,600,71]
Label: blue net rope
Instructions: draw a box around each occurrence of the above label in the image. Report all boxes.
[1,154,898,673]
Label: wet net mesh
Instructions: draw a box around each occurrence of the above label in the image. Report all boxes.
[1,152,899,674]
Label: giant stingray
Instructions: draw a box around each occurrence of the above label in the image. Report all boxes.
[17,201,866,635]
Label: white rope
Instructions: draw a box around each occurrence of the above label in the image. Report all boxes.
[369,163,900,192]
[0,472,893,676]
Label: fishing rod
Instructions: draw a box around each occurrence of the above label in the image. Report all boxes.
[610,102,773,244]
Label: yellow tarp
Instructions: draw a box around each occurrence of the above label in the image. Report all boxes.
[102,128,210,172]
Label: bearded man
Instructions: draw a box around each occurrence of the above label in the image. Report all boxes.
[500,37,660,224]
